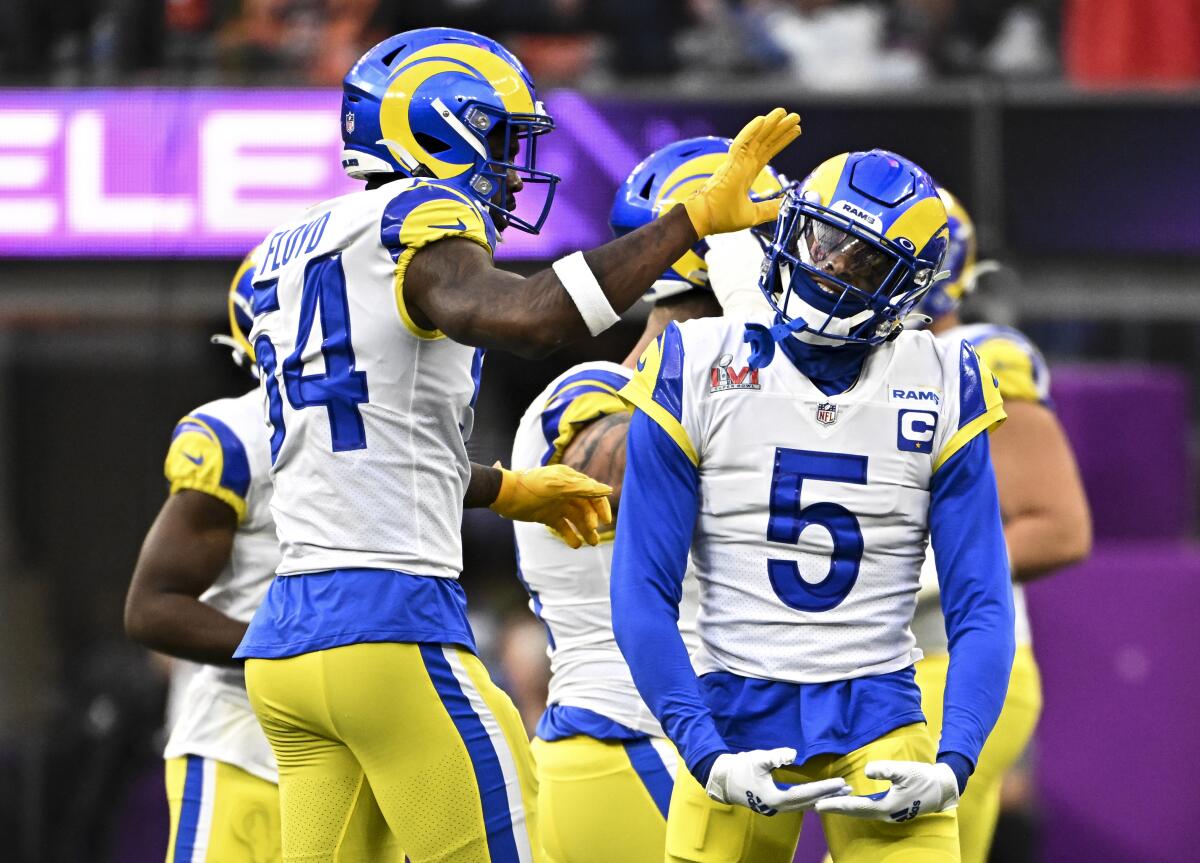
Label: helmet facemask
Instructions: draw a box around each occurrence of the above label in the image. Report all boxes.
[761,190,945,346]
[461,102,558,234]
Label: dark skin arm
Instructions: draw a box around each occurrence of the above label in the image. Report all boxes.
[124,490,247,666]
[464,462,503,508]
[403,207,700,359]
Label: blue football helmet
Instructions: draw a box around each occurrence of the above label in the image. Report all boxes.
[755,149,949,353]
[610,136,786,301]
[340,27,558,234]
[211,248,257,374]
[915,187,978,320]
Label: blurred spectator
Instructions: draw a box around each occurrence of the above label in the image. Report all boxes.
[498,614,552,736]
[0,0,1076,88]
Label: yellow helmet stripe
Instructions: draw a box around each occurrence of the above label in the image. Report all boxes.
[397,43,535,113]
[227,253,256,363]
[883,196,948,251]
[803,152,849,205]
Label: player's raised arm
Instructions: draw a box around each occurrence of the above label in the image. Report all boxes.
[402,110,800,358]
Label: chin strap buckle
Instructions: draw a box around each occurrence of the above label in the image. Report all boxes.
[743,316,808,370]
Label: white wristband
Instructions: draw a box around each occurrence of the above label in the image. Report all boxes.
[552,251,621,336]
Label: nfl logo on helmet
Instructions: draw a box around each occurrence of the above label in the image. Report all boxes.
[816,402,838,425]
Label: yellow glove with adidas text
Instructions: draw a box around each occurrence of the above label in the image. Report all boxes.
[489,463,614,549]
[682,107,802,237]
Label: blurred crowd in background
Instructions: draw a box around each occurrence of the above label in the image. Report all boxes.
[1,0,1198,89]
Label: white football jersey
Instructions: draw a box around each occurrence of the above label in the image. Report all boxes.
[512,361,701,737]
[249,179,497,578]
[912,323,1048,654]
[622,315,1005,684]
[159,389,280,782]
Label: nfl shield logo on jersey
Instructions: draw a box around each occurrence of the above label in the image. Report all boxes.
[816,402,838,425]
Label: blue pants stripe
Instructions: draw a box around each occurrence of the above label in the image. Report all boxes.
[173,755,205,863]
[419,644,520,863]
[623,739,673,819]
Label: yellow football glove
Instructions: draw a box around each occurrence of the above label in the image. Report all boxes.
[489,462,614,549]
[682,107,802,238]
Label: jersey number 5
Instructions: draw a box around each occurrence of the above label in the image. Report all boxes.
[766,448,867,612]
[255,251,370,462]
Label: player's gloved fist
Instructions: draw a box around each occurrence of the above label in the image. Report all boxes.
[682,107,801,238]
[705,748,851,816]
[814,761,959,822]
[706,229,773,319]
[489,462,613,549]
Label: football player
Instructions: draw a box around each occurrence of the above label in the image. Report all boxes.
[611,151,1016,862]
[124,255,401,862]
[510,138,787,863]
[909,188,1092,863]
[233,27,802,863]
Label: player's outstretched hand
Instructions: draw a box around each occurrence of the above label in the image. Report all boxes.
[814,760,959,822]
[705,749,851,816]
[489,463,613,549]
[683,108,801,238]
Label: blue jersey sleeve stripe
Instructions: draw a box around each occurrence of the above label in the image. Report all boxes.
[172,755,205,863]
[651,323,686,423]
[418,645,524,863]
[623,739,674,819]
[957,341,989,429]
[548,368,632,401]
[192,412,251,498]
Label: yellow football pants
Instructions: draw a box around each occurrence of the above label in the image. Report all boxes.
[246,642,540,863]
[664,723,958,863]
[915,644,1042,863]
[531,735,679,863]
[165,756,281,863]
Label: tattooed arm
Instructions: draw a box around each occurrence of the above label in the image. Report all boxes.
[559,412,631,519]
[402,207,700,358]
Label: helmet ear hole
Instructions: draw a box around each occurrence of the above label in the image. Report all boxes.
[638,174,655,200]
[414,132,452,155]
[380,45,406,66]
